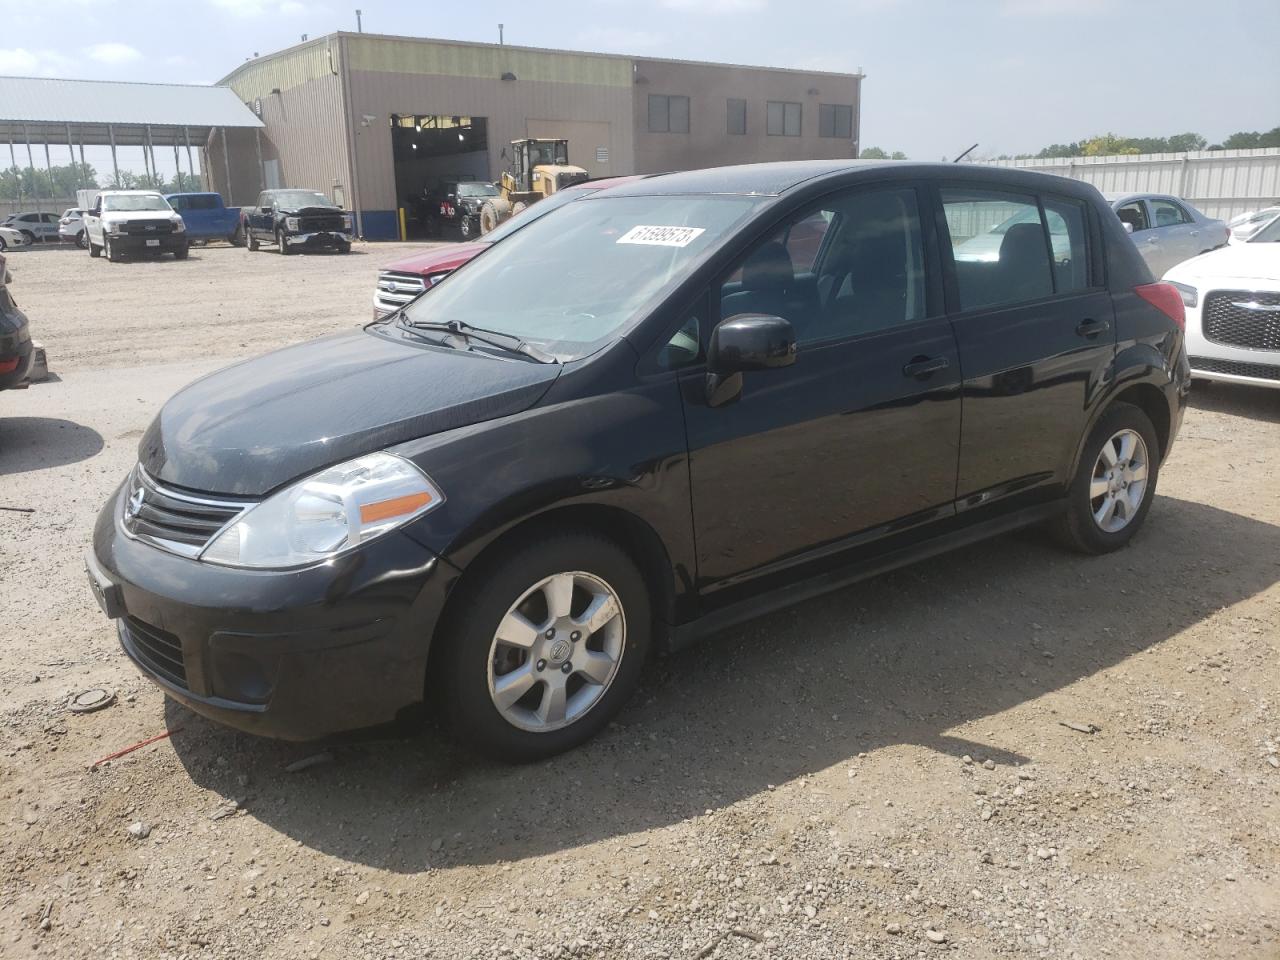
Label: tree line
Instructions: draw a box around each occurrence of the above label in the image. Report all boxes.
[861,125,1280,162]
[0,163,199,201]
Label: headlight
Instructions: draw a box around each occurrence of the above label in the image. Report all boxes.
[342,214,354,231]
[285,216,300,232]
[426,271,450,286]
[201,452,443,569]
[171,216,185,233]
[104,219,124,235]
[1169,281,1198,308]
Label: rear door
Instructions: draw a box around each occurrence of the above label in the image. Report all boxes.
[939,184,1115,513]
[680,182,962,606]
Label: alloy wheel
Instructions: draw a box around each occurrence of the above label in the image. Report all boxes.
[486,571,626,733]
[1089,428,1149,533]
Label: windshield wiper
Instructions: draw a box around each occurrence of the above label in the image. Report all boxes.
[399,318,558,364]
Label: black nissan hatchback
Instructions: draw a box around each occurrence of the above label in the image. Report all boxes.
[88,161,1189,760]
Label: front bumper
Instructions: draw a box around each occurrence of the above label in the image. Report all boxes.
[108,233,188,253]
[1184,288,1280,389]
[284,230,352,250]
[89,480,458,740]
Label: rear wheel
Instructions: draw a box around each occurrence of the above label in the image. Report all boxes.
[1051,402,1159,554]
[247,227,259,252]
[436,531,651,761]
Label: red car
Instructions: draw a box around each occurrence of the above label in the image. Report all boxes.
[372,176,645,319]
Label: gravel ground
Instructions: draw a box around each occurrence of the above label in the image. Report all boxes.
[1,244,1278,960]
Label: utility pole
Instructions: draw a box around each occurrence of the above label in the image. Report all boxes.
[355,9,362,32]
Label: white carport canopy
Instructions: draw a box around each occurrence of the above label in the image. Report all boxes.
[0,75,263,192]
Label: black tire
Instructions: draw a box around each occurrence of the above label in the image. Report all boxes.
[1050,402,1160,555]
[20,230,36,245]
[435,530,652,761]
[336,242,351,254]
[174,243,189,260]
[247,227,259,252]
[88,237,100,258]
[458,216,474,240]
[0,236,6,252]
[75,231,87,250]
[277,229,294,255]
[104,234,119,262]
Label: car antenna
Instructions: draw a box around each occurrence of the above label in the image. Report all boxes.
[953,143,979,163]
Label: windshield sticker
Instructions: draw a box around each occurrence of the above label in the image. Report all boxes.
[616,225,706,248]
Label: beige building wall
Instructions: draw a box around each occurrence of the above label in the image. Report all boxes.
[631,59,860,174]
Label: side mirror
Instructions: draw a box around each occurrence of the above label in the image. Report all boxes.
[705,314,796,407]
[1121,221,1134,235]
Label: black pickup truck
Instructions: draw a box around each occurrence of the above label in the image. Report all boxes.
[243,189,353,255]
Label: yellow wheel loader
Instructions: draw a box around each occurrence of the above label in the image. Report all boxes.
[479,139,589,234]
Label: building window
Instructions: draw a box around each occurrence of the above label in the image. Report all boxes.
[727,98,746,135]
[648,94,690,134]
[819,104,853,139]
[767,101,801,137]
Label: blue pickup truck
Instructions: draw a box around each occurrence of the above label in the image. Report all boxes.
[164,192,242,244]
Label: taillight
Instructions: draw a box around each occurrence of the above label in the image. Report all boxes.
[1134,282,1185,330]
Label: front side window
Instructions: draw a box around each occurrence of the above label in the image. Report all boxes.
[767,101,802,137]
[819,104,853,139]
[727,98,746,136]
[942,188,1053,311]
[400,194,764,361]
[1115,200,1149,232]
[1149,198,1191,227]
[648,95,690,134]
[718,186,926,346]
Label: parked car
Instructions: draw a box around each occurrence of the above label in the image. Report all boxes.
[1227,206,1280,245]
[1165,214,1280,390]
[374,176,647,318]
[83,191,189,262]
[423,180,501,239]
[165,192,241,244]
[0,253,33,390]
[87,161,1188,759]
[58,208,86,248]
[1,211,60,244]
[243,189,352,254]
[1106,193,1227,276]
[0,224,31,252]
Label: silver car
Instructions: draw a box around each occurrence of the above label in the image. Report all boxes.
[1106,193,1228,276]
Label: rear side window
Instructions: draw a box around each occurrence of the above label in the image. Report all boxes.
[1150,198,1191,227]
[942,188,1053,311]
[186,195,219,210]
[1042,196,1091,293]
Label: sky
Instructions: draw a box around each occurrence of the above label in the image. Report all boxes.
[2,0,1278,177]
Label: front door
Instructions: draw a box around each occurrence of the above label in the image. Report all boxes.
[680,184,962,607]
[939,185,1116,512]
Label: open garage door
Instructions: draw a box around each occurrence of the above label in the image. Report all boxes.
[390,114,491,239]
[526,120,614,178]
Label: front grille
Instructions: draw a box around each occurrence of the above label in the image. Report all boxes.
[122,467,253,557]
[1202,290,1280,351]
[123,617,188,689]
[299,214,344,233]
[1189,355,1280,382]
[123,220,174,235]
[375,270,428,313]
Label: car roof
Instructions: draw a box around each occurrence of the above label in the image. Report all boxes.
[1102,191,1179,204]
[603,160,1098,199]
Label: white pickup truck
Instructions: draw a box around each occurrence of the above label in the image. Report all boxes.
[82,190,189,262]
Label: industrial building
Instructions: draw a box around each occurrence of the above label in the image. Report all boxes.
[211,32,864,239]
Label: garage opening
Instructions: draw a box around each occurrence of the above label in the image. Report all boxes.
[390,114,491,239]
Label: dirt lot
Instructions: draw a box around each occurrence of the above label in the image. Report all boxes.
[1,244,1278,960]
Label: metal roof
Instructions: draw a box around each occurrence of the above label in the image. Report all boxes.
[0,76,262,139]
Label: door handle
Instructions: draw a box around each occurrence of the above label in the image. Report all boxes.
[902,355,949,378]
[1076,318,1110,338]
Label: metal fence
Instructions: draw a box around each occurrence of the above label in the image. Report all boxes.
[978,148,1280,221]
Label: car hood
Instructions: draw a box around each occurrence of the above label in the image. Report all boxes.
[1165,243,1280,283]
[280,205,342,216]
[383,242,489,276]
[139,330,561,496]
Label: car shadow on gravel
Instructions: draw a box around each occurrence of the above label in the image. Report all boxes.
[0,416,104,475]
[168,494,1280,872]
[1188,382,1280,423]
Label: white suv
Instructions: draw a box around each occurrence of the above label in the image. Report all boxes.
[1,212,60,244]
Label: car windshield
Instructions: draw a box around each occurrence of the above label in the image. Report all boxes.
[103,194,171,212]
[400,194,764,360]
[271,191,333,209]
[1249,218,1280,243]
[456,183,499,198]
[480,187,590,244]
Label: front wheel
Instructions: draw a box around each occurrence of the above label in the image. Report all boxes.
[277,229,294,255]
[437,531,651,761]
[1051,402,1160,554]
[174,243,189,260]
[247,227,259,252]
[104,235,119,262]
[0,236,6,252]
[20,230,35,246]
